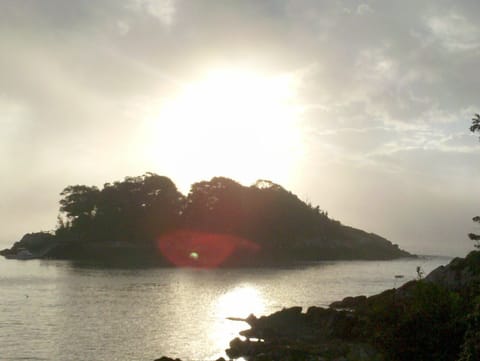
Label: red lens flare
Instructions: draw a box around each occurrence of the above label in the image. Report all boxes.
[157,230,260,268]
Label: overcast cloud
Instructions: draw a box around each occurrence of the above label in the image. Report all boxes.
[1,0,479,256]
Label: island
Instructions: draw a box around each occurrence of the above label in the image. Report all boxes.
[0,173,412,265]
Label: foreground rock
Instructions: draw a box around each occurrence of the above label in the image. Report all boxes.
[424,251,480,291]
[226,306,383,361]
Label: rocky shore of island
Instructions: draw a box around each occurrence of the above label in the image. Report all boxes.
[157,251,480,361]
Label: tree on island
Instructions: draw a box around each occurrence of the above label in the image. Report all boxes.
[469,114,480,247]
[171,176,332,253]
[56,173,185,243]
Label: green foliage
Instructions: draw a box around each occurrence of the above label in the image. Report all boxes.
[468,217,480,248]
[182,176,334,255]
[458,296,480,361]
[416,266,425,280]
[57,173,185,243]
[59,185,100,223]
[367,281,465,361]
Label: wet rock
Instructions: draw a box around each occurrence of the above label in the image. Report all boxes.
[226,337,266,359]
[239,306,308,341]
[225,303,384,360]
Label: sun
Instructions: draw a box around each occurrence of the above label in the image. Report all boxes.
[143,67,303,190]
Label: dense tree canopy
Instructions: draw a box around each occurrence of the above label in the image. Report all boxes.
[181,177,331,251]
[57,173,185,243]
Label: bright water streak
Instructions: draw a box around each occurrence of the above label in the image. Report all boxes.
[0,256,450,361]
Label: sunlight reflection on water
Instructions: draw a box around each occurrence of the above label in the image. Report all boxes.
[216,284,266,319]
[210,284,265,357]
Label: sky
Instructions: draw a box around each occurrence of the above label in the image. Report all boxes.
[1,0,479,256]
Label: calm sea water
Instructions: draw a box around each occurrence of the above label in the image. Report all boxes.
[0,256,451,361]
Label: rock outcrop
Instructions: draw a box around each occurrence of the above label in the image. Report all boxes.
[425,252,480,291]
[225,306,384,361]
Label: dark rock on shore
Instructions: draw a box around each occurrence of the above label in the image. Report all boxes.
[226,306,383,361]
[0,232,56,259]
[0,248,13,257]
[425,251,480,291]
[329,295,367,310]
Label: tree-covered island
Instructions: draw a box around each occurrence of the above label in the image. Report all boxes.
[1,174,411,265]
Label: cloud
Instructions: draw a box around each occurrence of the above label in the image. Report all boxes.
[427,13,480,51]
[357,3,373,15]
[127,0,177,26]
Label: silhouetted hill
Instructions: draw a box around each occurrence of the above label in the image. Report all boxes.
[0,173,412,265]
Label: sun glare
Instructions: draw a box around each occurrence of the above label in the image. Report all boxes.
[210,285,266,357]
[216,285,266,319]
[144,68,303,190]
